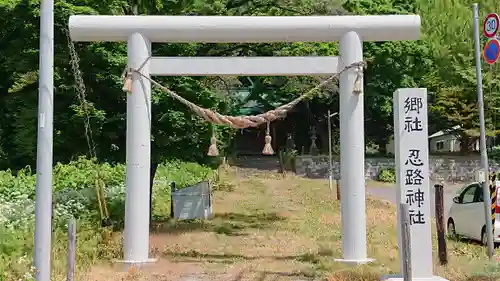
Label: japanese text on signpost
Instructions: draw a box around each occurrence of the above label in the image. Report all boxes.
[403,96,426,225]
[393,88,434,279]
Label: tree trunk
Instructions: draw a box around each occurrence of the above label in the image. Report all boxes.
[315,121,328,153]
[459,136,469,153]
[376,138,387,155]
[149,161,159,226]
[459,135,478,153]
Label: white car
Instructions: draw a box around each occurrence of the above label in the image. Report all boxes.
[447,181,500,245]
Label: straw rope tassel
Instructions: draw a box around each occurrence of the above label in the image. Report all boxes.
[352,64,363,94]
[262,121,274,155]
[122,71,132,93]
[207,126,219,156]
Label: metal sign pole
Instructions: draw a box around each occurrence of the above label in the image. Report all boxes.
[328,110,333,191]
[34,0,55,279]
[473,2,495,260]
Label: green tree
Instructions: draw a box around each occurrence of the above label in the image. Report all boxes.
[418,0,500,152]
[0,0,351,171]
[343,0,435,153]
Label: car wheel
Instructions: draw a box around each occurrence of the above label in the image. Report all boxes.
[447,219,457,239]
[482,227,488,246]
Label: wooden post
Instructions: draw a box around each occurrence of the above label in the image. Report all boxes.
[400,203,412,281]
[336,179,341,201]
[278,150,285,174]
[434,184,448,265]
[170,182,177,219]
[67,219,76,281]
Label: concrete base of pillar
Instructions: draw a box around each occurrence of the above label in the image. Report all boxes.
[111,258,157,271]
[333,257,374,265]
[381,274,449,281]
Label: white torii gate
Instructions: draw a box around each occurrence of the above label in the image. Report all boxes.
[68,15,421,265]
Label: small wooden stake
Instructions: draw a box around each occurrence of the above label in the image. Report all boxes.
[336,179,341,201]
[400,203,412,281]
[67,219,76,281]
[434,184,448,265]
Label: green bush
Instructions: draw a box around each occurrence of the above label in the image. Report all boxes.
[282,149,298,172]
[0,156,216,281]
[377,168,396,183]
[489,146,500,162]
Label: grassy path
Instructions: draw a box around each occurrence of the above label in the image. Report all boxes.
[86,170,498,281]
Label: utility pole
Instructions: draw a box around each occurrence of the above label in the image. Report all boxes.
[472,2,495,260]
[34,0,54,279]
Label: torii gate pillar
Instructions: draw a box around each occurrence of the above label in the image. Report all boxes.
[123,32,153,263]
[68,15,421,265]
[334,30,371,263]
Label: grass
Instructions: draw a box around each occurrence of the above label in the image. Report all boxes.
[1,158,219,281]
[84,168,500,281]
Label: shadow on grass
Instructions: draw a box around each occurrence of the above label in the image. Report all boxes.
[326,271,380,281]
[464,276,500,281]
[161,251,384,280]
[253,270,317,281]
[206,269,316,281]
[448,235,486,247]
[150,211,286,236]
[161,249,325,265]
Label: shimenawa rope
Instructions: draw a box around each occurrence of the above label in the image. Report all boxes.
[122,59,364,155]
[123,60,364,129]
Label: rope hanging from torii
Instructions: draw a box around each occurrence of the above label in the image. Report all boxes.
[262,121,274,155]
[207,125,219,157]
[122,60,365,156]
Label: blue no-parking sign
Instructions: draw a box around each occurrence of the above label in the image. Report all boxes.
[484,38,500,64]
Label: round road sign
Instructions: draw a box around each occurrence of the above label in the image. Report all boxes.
[484,38,500,64]
[484,13,500,38]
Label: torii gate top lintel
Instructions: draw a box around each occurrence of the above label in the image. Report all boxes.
[69,15,421,43]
